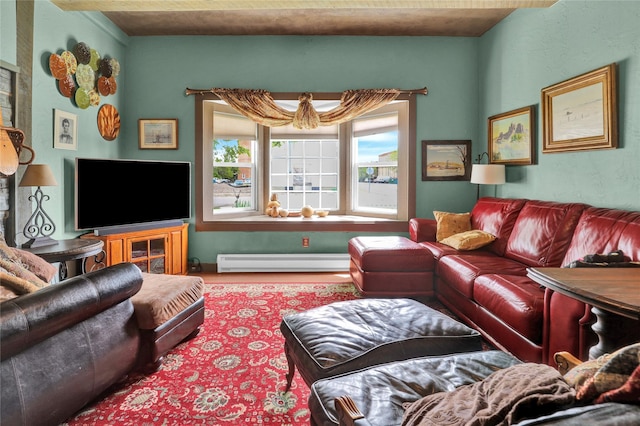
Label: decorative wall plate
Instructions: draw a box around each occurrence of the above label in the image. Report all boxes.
[74,87,90,109]
[97,104,121,141]
[49,54,67,80]
[75,64,95,91]
[60,51,77,75]
[58,74,76,98]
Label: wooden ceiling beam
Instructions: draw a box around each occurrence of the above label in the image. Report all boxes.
[51,0,558,12]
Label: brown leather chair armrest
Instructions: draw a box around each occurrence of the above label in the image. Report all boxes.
[335,396,372,426]
[554,351,583,375]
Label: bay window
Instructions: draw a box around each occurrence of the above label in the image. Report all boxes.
[195,92,416,232]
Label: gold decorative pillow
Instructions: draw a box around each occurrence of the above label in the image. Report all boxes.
[439,230,496,251]
[433,211,471,242]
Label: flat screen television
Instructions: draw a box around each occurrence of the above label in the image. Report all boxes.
[75,158,191,232]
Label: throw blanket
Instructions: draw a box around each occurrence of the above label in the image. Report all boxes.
[402,363,576,426]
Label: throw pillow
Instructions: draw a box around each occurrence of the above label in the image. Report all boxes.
[564,354,613,389]
[0,234,50,296]
[439,230,496,251]
[10,247,57,283]
[433,211,471,242]
[575,343,640,402]
[595,364,640,404]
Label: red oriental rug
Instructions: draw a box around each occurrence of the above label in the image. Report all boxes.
[64,283,360,426]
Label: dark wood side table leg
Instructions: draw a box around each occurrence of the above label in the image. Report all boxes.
[83,250,106,273]
[59,261,68,281]
[589,307,640,359]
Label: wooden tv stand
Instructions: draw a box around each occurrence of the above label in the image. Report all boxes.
[81,223,188,275]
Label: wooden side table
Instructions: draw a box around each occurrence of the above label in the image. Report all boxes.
[22,239,105,280]
[528,267,640,359]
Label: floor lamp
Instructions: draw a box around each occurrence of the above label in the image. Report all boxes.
[19,164,58,248]
[470,153,505,200]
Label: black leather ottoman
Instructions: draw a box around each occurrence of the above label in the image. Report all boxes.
[309,350,520,426]
[280,298,483,391]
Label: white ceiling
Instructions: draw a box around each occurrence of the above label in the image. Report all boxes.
[51,1,558,37]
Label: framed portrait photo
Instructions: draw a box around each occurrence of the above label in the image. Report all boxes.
[53,109,77,150]
[488,105,535,165]
[421,140,471,181]
[138,118,179,149]
[542,63,617,153]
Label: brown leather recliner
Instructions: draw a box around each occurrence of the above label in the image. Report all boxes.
[1,263,143,426]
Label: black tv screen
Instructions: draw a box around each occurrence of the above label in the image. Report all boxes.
[75,158,191,231]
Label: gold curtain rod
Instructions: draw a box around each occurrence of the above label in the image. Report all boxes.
[184,87,428,96]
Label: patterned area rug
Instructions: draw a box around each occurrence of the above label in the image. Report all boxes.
[65,283,360,425]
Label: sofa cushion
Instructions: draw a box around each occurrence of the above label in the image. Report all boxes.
[563,207,640,265]
[469,197,527,256]
[440,230,496,251]
[474,274,544,342]
[504,200,588,267]
[434,211,471,241]
[437,254,528,299]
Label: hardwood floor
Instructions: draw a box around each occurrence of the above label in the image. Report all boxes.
[190,271,353,284]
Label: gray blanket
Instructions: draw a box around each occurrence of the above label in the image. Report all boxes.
[401,363,576,426]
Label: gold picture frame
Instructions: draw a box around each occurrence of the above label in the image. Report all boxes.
[541,63,617,153]
[488,105,535,165]
[138,118,178,149]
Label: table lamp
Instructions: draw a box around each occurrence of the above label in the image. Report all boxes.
[19,164,58,248]
[470,152,505,200]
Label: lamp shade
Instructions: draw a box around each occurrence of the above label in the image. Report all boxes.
[19,164,58,187]
[470,164,505,185]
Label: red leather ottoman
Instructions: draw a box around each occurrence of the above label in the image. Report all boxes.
[348,236,434,297]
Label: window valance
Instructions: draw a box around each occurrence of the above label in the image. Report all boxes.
[185,87,427,130]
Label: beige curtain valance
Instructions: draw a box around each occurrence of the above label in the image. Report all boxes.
[185,87,427,130]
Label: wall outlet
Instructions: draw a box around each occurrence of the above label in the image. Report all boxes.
[302,236,309,247]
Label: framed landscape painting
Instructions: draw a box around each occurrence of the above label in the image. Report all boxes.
[421,140,471,181]
[138,118,179,149]
[541,63,617,153]
[488,105,535,165]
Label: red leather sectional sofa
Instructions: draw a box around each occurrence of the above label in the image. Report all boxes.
[409,197,640,365]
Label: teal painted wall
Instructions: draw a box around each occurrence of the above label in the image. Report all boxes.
[5,1,128,245]
[478,0,640,210]
[0,0,17,64]
[4,1,640,262]
[121,35,480,262]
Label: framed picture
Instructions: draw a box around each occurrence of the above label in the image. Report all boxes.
[421,140,471,181]
[542,63,617,153]
[53,109,77,150]
[488,105,535,165]
[138,119,178,149]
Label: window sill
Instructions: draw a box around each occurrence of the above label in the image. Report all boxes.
[196,214,409,232]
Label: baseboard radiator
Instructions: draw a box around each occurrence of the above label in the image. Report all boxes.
[216,253,351,273]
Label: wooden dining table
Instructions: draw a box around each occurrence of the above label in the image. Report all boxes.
[527,267,640,359]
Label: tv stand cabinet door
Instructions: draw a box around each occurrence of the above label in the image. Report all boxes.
[81,223,188,275]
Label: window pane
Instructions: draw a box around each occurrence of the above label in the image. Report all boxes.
[270,139,339,211]
[213,139,256,212]
[353,113,399,213]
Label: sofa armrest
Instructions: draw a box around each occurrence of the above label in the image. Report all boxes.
[554,351,583,375]
[409,218,437,243]
[0,262,143,361]
[335,396,373,426]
